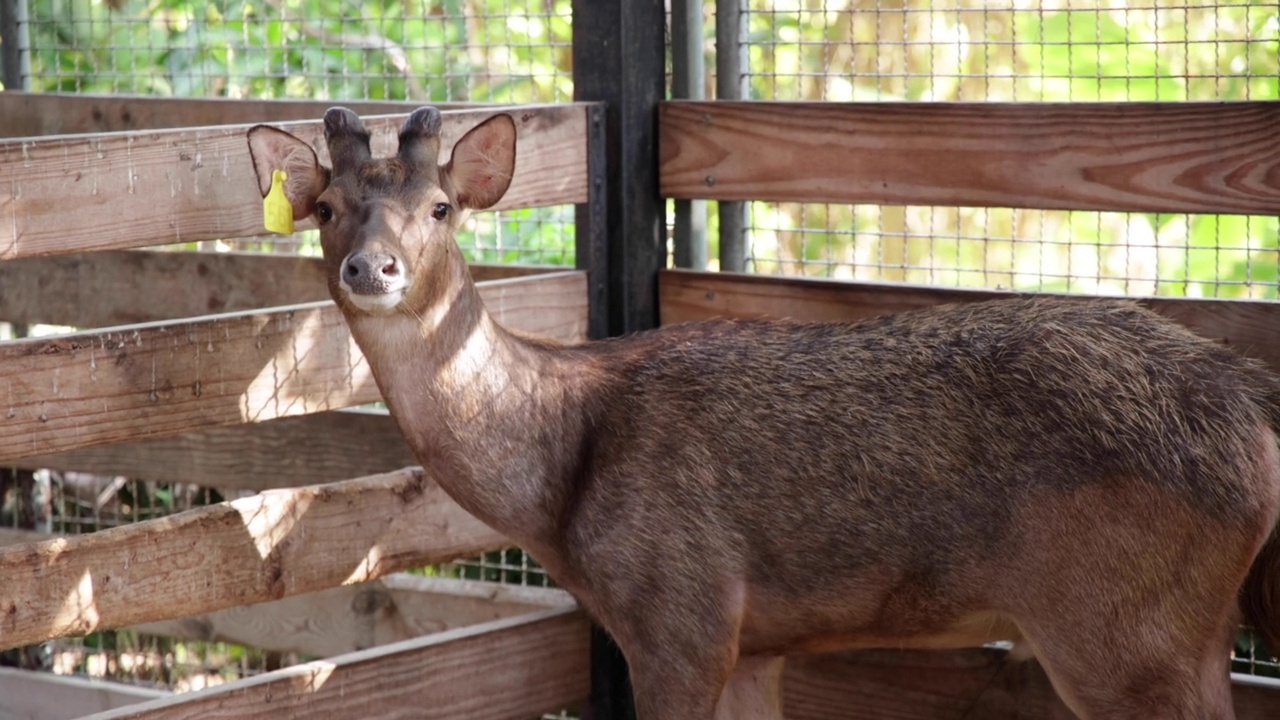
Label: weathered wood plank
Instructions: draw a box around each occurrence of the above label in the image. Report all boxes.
[0,249,562,328]
[132,574,573,658]
[12,409,414,491]
[0,104,589,259]
[660,100,1280,214]
[783,649,1280,720]
[0,468,510,650]
[659,269,1280,376]
[0,93,480,138]
[0,271,586,462]
[81,608,590,720]
[0,667,169,720]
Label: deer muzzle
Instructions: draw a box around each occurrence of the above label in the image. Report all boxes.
[339,250,408,314]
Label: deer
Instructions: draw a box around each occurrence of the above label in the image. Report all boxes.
[247,106,1280,720]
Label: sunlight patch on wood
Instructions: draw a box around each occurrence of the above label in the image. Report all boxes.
[52,568,102,638]
[235,490,314,561]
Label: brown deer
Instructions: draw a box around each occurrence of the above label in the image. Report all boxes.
[247,107,1280,720]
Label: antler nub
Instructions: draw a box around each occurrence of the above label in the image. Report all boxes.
[323,107,372,174]
[398,106,444,166]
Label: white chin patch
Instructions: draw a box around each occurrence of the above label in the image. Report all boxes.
[344,289,405,315]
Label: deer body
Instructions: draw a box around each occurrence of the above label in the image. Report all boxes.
[249,108,1280,720]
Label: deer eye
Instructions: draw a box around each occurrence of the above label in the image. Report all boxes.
[431,203,450,221]
[315,202,334,224]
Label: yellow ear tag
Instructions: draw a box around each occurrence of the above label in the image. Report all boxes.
[263,169,295,235]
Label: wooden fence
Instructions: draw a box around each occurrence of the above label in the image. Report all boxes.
[1,92,1280,719]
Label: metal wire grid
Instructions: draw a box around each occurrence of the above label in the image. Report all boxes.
[23,0,572,102]
[736,1,1280,301]
[20,0,576,265]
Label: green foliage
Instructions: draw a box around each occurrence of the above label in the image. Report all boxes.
[25,0,573,102]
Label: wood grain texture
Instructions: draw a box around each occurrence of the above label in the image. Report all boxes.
[659,269,1280,375]
[0,92,479,138]
[660,100,1280,214]
[0,468,511,650]
[132,575,574,658]
[0,271,586,462]
[783,648,1008,720]
[80,607,590,720]
[12,409,416,491]
[0,249,562,328]
[0,104,588,259]
[783,648,1280,720]
[0,667,169,720]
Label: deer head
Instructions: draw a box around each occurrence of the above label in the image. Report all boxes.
[245,107,517,319]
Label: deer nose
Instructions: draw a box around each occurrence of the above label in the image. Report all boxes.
[341,251,404,296]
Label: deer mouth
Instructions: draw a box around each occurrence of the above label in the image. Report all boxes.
[342,284,408,315]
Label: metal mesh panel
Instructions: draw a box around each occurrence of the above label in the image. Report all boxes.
[737,1,1280,302]
[18,0,576,265]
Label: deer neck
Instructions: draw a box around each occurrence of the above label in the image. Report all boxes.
[342,261,586,549]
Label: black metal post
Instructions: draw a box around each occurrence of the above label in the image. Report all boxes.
[572,0,666,716]
[575,102,611,341]
[672,0,708,270]
[572,0,667,337]
[0,0,31,91]
[716,0,747,272]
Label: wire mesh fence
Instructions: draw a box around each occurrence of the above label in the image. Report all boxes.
[11,0,576,265]
[735,1,1280,302]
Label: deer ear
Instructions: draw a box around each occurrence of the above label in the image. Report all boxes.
[246,125,330,220]
[445,114,516,210]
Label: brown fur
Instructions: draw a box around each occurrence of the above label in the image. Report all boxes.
[248,108,1280,720]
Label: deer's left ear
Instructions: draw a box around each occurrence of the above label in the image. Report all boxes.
[444,114,516,211]
[246,125,331,220]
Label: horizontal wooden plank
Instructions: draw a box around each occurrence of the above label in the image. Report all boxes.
[0,249,563,328]
[660,100,1280,214]
[12,409,415,491]
[0,468,511,650]
[0,667,169,720]
[81,607,590,720]
[1,103,589,259]
[0,93,481,138]
[659,269,1280,376]
[783,648,1280,719]
[132,574,574,658]
[0,271,586,462]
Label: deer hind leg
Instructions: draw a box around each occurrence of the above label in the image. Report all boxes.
[1020,615,1237,720]
[1006,487,1264,720]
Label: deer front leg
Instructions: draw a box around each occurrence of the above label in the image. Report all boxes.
[715,656,785,720]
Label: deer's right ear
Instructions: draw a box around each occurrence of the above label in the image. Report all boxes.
[246,125,330,220]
